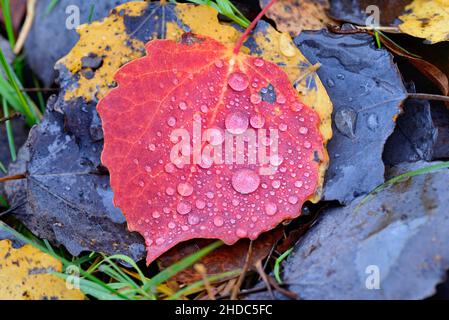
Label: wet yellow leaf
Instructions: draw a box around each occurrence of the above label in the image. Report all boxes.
[399,0,449,43]
[0,240,84,300]
[58,1,332,202]
[260,0,333,36]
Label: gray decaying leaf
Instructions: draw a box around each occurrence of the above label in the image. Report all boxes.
[25,0,129,86]
[248,161,449,300]
[4,95,145,260]
[295,30,407,204]
[328,0,411,26]
[383,99,437,165]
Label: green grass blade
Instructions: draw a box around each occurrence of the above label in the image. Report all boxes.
[32,76,46,112]
[2,98,17,161]
[0,48,41,125]
[0,0,16,48]
[45,0,60,17]
[0,160,7,174]
[357,161,449,210]
[143,240,223,291]
[274,247,294,284]
[88,4,95,23]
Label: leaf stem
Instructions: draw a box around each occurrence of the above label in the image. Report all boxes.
[233,0,277,54]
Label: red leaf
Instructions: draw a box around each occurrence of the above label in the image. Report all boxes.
[98,33,324,264]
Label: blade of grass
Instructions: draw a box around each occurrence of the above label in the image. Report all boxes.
[88,4,95,23]
[0,48,42,125]
[0,0,16,48]
[357,161,449,210]
[32,76,46,112]
[143,240,223,291]
[45,0,59,17]
[0,161,6,174]
[2,98,17,161]
[274,247,293,284]
[186,0,250,28]
[0,221,130,300]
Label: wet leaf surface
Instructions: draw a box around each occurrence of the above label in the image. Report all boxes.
[260,0,333,36]
[8,1,333,264]
[5,96,145,260]
[98,34,326,264]
[0,239,84,300]
[295,30,407,204]
[398,0,449,44]
[25,0,130,86]
[249,161,449,300]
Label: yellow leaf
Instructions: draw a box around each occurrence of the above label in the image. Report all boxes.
[0,240,84,300]
[399,0,449,43]
[260,0,333,36]
[58,1,332,202]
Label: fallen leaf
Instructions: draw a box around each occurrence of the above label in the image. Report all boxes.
[399,0,449,44]
[0,239,84,300]
[328,0,411,26]
[25,0,130,86]
[4,96,146,260]
[260,0,333,36]
[57,0,332,198]
[383,99,436,165]
[295,30,407,204]
[12,1,331,262]
[248,161,449,299]
[98,33,326,264]
[159,228,283,283]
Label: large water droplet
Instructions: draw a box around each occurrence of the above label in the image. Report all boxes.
[279,33,296,57]
[213,216,224,227]
[335,108,357,139]
[177,182,194,197]
[265,202,278,216]
[196,199,206,209]
[152,211,161,218]
[254,58,264,67]
[165,163,175,173]
[214,59,224,68]
[250,93,261,105]
[228,72,249,91]
[188,214,200,225]
[367,113,379,131]
[236,228,247,238]
[225,112,249,135]
[179,101,187,110]
[299,127,308,135]
[250,114,265,129]
[288,195,298,205]
[231,169,260,194]
[177,202,192,215]
[167,116,177,127]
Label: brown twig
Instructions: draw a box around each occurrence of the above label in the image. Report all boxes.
[230,240,253,300]
[267,276,298,300]
[407,93,449,103]
[0,112,21,124]
[255,260,275,299]
[14,0,37,54]
[0,174,27,183]
[20,88,58,93]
